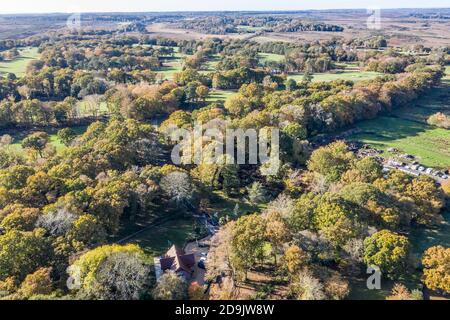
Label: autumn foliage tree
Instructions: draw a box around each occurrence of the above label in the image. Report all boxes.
[422,246,450,293]
[17,267,53,299]
[231,214,266,280]
[307,141,355,183]
[68,244,151,300]
[363,230,409,280]
[283,245,309,275]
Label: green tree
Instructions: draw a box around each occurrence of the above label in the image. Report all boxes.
[0,165,35,190]
[21,132,49,157]
[152,272,188,300]
[285,78,298,91]
[0,229,52,282]
[314,194,363,248]
[405,176,445,225]
[68,244,150,300]
[246,182,267,205]
[231,214,266,279]
[67,214,106,247]
[0,205,40,232]
[288,192,319,232]
[307,141,355,183]
[195,85,210,102]
[339,183,401,229]
[282,123,307,140]
[363,230,409,280]
[265,211,287,265]
[341,157,383,184]
[224,94,252,117]
[57,128,77,147]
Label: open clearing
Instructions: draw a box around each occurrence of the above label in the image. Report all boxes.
[76,101,109,117]
[0,47,40,77]
[157,53,185,81]
[122,215,199,257]
[258,52,285,64]
[201,54,221,72]
[348,66,450,169]
[118,191,261,257]
[155,47,187,81]
[288,70,382,83]
[348,117,450,169]
[206,89,236,102]
[6,125,87,155]
[146,10,450,48]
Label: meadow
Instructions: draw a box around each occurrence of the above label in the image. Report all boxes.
[288,70,382,83]
[156,47,186,81]
[258,52,285,64]
[348,66,450,169]
[6,125,87,155]
[206,89,236,102]
[201,54,221,73]
[0,46,40,78]
[348,117,450,168]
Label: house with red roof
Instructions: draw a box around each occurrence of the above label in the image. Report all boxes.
[154,245,196,281]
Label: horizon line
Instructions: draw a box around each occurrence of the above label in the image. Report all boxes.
[0,7,449,15]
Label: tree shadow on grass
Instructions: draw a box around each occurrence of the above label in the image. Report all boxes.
[350,116,431,143]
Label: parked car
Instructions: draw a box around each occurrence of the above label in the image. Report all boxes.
[198,260,206,270]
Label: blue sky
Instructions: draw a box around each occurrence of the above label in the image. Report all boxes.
[0,0,448,14]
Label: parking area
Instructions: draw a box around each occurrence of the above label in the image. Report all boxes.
[185,236,212,286]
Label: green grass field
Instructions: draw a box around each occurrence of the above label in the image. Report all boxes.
[7,125,87,155]
[287,61,382,83]
[348,117,450,169]
[202,54,221,73]
[393,66,449,123]
[288,70,382,83]
[123,216,199,256]
[410,209,450,259]
[0,47,40,78]
[206,89,236,102]
[258,53,285,64]
[208,190,262,219]
[157,47,186,81]
[348,65,450,169]
[327,65,450,300]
